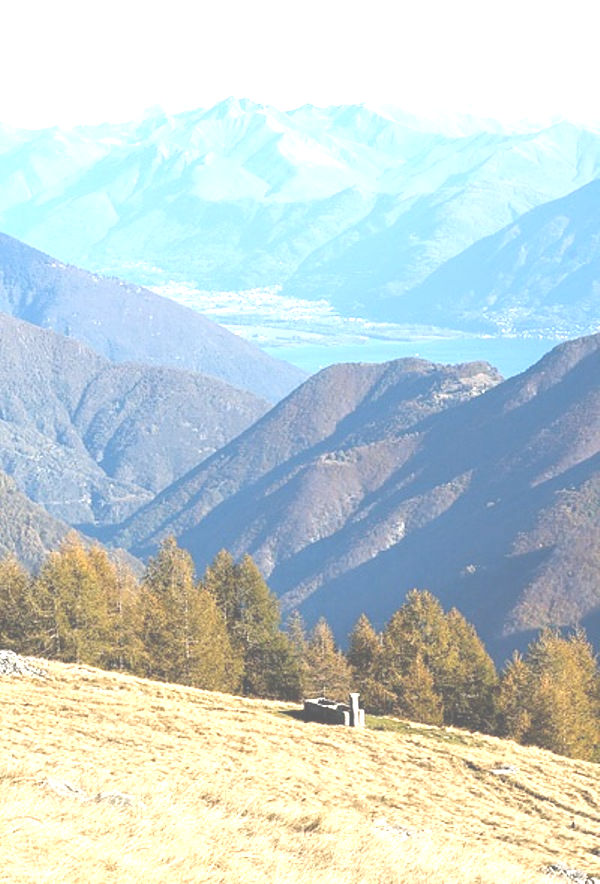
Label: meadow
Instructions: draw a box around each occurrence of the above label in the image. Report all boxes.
[2,659,599,883]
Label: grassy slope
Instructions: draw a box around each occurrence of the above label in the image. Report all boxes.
[2,661,600,883]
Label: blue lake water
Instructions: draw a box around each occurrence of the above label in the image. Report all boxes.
[263,337,559,379]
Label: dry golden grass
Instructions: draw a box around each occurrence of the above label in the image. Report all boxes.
[1,660,600,883]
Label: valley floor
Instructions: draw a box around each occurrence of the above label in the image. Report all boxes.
[1,660,599,883]
[152,281,560,378]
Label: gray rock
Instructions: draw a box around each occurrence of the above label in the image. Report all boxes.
[45,778,89,801]
[95,791,135,807]
[373,817,413,840]
[45,778,136,809]
[0,650,47,679]
[544,863,600,883]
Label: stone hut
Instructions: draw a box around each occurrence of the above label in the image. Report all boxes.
[303,692,365,727]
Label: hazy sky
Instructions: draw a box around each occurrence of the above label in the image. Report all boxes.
[3,0,598,129]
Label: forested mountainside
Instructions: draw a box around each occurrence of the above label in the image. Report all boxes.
[298,332,600,658]
[0,232,305,401]
[0,312,268,526]
[111,356,501,575]
[2,104,600,335]
[0,470,73,569]
[111,333,600,659]
[398,178,600,336]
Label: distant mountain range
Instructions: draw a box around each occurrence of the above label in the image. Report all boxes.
[0,233,305,401]
[110,333,600,660]
[398,178,600,335]
[0,312,268,526]
[1,102,600,339]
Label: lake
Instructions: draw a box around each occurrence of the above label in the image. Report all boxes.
[262,336,559,379]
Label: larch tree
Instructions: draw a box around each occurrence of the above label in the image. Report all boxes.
[303,617,352,700]
[522,629,600,761]
[498,651,532,742]
[201,550,301,698]
[85,547,143,673]
[347,613,391,713]
[377,590,497,730]
[442,608,498,732]
[398,652,444,725]
[34,533,110,665]
[202,550,241,636]
[141,537,238,690]
[0,555,35,652]
[379,590,448,721]
[284,609,311,699]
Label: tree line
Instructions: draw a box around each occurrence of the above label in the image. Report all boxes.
[1,535,599,762]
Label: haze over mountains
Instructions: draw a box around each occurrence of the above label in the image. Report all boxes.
[113,356,501,555]
[1,101,600,350]
[0,227,596,662]
[300,333,600,658]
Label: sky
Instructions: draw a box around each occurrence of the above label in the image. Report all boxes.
[2,0,599,130]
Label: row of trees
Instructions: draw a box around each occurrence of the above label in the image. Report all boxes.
[343,590,600,761]
[0,535,305,699]
[1,536,599,761]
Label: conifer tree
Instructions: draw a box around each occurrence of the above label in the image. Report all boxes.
[141,537,239,691]
[380,590,449,720]
[347,613,380,676]
[0,555,33,651]
[523,629,600,760]
[34,533,110,665]
[303,617,352,699]
[232,552,300,699]
[285,609,310,697]
[398,653,444,725]
[498,651,532,742]
[442,608,498,732]
[286,609,308,662]
[86,547,143,673]
[347,613,391,713]
[201,550,301,699]
[190,586,242,692]
[382,590,451,678]
[202,549,241,635]
[378,590,498,730]
[141,536,197,682]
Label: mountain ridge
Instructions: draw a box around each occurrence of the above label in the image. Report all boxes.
[0,311,269,526]
[0,469,72,569]
[397,178,600,335]
[0,232,305,401]
[111,355,502,568]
